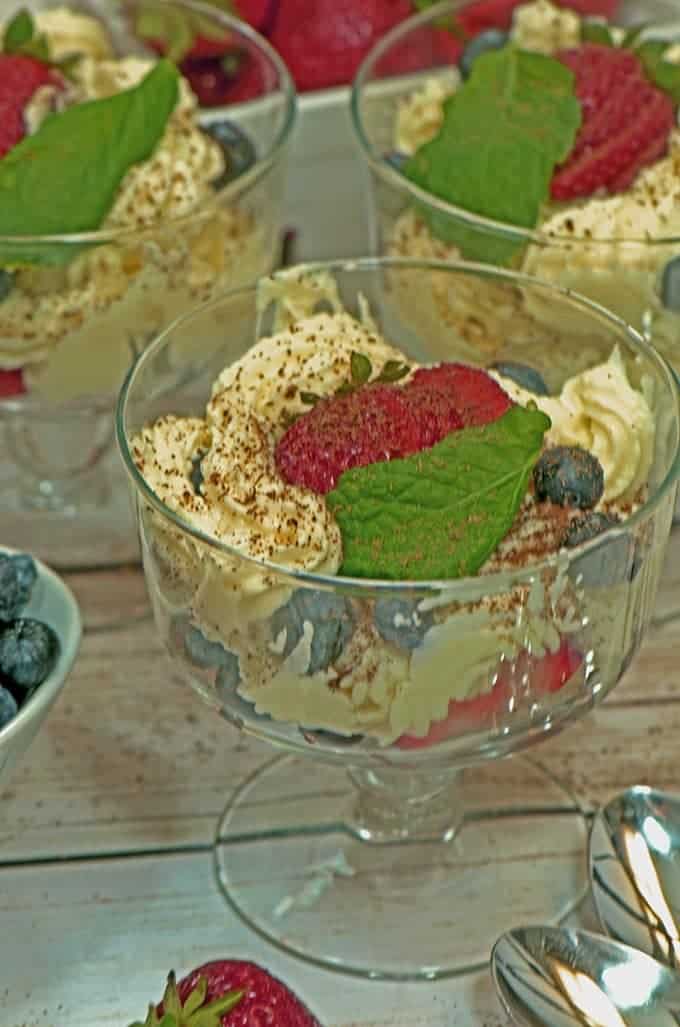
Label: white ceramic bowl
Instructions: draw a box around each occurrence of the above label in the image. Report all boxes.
[0,546,81,783]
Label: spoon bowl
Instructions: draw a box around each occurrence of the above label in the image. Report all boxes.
[590,786,680,968]
[492,926,680,1026]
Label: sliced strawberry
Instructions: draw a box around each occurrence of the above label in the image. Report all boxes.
[0,370,26,399]
[551,44,675,200]
[276,365,510,494]
[276,383,426,494]
[409,364,512,427]
[0,55,59,159]
[397,639,582,749]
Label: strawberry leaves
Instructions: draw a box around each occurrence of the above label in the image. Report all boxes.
[128,971,243,1027]
[301,351,410,405]
[2,8,80,77]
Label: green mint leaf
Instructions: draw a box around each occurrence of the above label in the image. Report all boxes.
[3,8,34,51]
[327,405,551,581]
[0,60,179,266]
[377,360,410,383]
[622,22,654,49]
[635,40,680,103]
[350,351,372,386]
[404,48,581,265]
[581,18,615,46]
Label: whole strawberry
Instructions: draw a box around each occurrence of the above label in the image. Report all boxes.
[128,960,322,1027]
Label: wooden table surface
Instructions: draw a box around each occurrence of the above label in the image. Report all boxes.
[3,539,680,1027]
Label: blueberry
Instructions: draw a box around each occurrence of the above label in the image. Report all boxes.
[563,512,635,588]
[533,446,604,509]
[204,119,257,189]
[215,651,241,694]
[374,597,433,650]
[0,685,18,729]
[491,360,549,396]
[270,590,355,675]
[384,151,408,173]
[661,256,680,312]
[0,619,59,690]
[459,29,509,79]
[189,454,204,496]
[184,625,229,669]
[0,553,38,620]
[0,270,13,302]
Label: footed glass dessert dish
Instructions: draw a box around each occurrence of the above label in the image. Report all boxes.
[350,0,680,375]
[0,0,295,569]
[117,258,680,979]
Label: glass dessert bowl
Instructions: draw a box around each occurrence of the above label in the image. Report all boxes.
[350,0,680,376]
[0,0,295,568]
[117,258,680,979]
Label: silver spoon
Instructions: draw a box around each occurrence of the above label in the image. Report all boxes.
[590,786,680,967]
[492,925,680,1026]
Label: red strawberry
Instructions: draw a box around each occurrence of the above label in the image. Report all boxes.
[410,363,512,427]
[276,383,429,494]
[134,960,322,1027]
[0,370,26,399]
[276,365,511,494]
[267,0,413,93]
[397,638,582,749]
[457,0,618,37]
[551,44,675,200]
[0,55,59,159]
[235,0,277,33]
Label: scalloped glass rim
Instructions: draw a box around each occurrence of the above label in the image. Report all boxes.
[116,256,680,596]
[0,0,297,251]
[349,0,680,248]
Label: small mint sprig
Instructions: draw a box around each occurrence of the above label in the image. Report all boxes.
[2,8,82,79]
[579,16,680,104]
[300,351,410,406]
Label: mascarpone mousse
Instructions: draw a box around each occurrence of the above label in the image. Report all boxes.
[132,273,655,745]
[0,7,267,402]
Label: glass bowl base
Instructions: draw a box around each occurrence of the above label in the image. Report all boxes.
[0,445,139,570]
[214,753,589,980]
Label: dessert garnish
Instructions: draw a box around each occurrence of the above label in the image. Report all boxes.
[404,47,582,263]
[551,45,674,199]
[326,402,550,580]
[0,11,180,264]
[403,13,680,261]
[128,959,321,1027]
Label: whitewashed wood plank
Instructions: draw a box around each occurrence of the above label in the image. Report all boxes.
[1,533,679,862]
[0,851,516,1027]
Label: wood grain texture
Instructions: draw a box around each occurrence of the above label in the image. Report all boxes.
[3,538,680,862]
[1,536,679,1024]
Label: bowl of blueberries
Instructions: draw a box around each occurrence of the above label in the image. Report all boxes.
[0,546,81,783]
